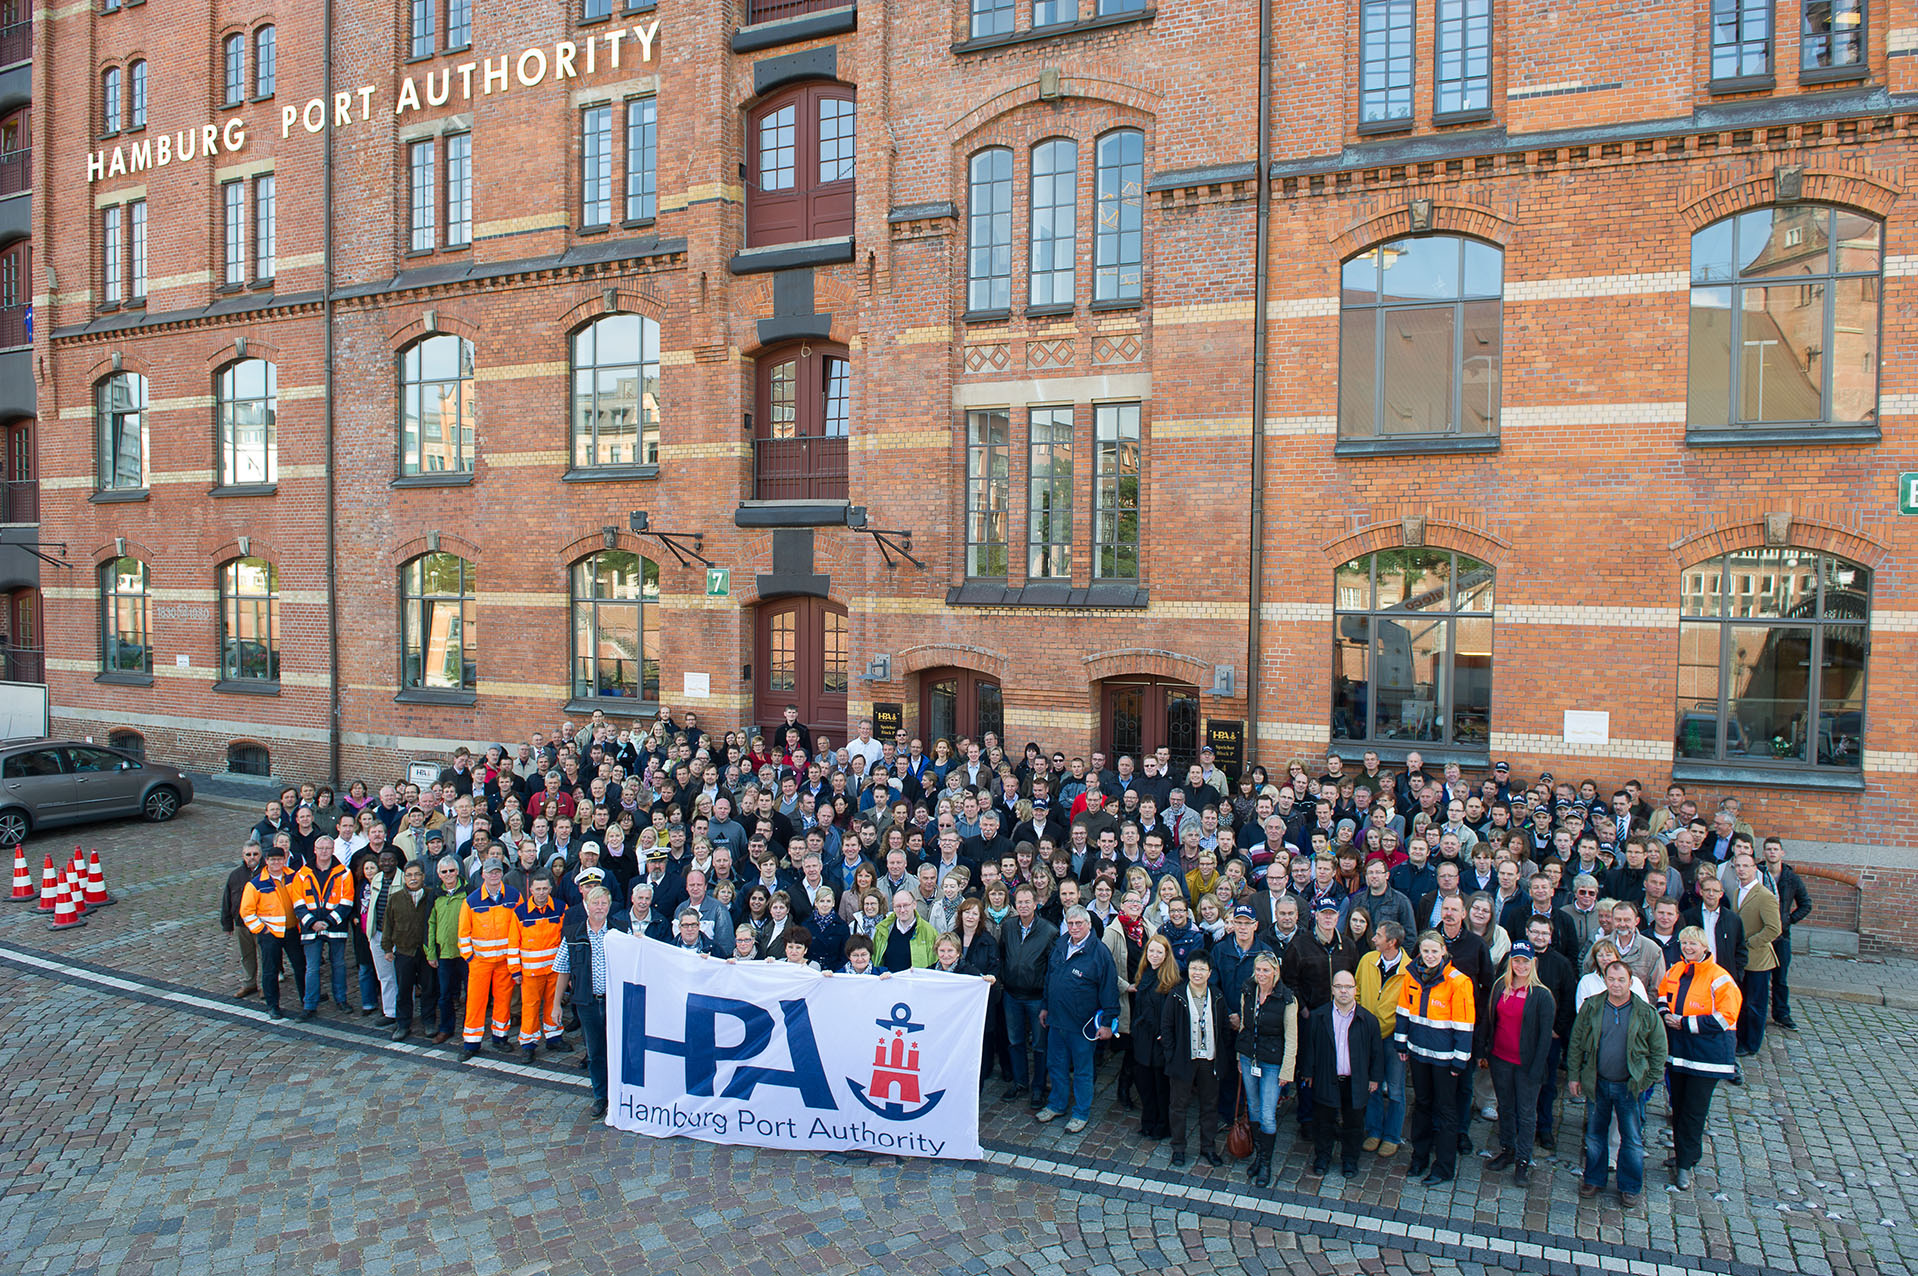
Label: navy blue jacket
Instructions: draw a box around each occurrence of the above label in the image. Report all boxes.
[1042,929,1121,1037]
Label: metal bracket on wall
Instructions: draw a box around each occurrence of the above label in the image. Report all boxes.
[13,542,71,570]
[628,510,713,568]
[845,506,925,569]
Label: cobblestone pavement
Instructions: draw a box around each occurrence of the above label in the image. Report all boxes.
[1,806,1913,1276]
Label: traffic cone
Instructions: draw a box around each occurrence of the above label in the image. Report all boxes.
[34,853,57,913]
[47,876,86,930]
[7,844,32,901]
[83,851,116,908]
[65,863,87,916]
[69,844,85,880]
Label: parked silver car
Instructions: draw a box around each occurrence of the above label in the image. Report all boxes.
[0,739,194,846]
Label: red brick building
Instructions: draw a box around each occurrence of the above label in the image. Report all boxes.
[26,0,1918,947]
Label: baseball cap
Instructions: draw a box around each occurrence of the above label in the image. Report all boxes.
[266,845,287,858]
[481,860,502,874]
[1314,899,1340,915]
[1232,905,1257,920]
[1508,941,1535,961]
[1494,760,1510,772]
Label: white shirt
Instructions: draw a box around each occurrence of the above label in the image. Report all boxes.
[1699,907,1721,959]
[1187,986,1215,1061]
[847,737,884,773]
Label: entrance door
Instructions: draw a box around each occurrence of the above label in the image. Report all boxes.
[920,667,1002,748]
[755,596,848,748]
[1101,677,1201,775]
[2,420,32,524]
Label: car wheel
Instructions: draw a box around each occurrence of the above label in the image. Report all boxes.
[0,808,28,846]
[143,786,180,823]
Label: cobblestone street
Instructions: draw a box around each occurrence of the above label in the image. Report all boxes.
[2,806,1913,1276]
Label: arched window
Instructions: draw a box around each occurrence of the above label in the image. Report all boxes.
[746,82,855,248]
[219,557,280,684]
[400,552,477,691]
[129,60,147,129]
[570,313,660,471]
[1332,548,1494,750]
[108,730,145,762]
[217,358,278,486]
[966,147,1013,314]
[222,33,245,106]
[1687,205,1881,435]
[1339,235,1502,444]
[100,556,150,675]
[227,741,271,776]
[752,341,849,500]
[1093,129,1144,304]
[96,372,148,491]
[102,66,121,135]
[1029,137,1078,308]
[570,551,659,704]
[254,26,276,98]
[399,335,475,475]
[1677,548,1867,770]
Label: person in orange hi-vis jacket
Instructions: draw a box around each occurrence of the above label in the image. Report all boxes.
[458,859,522,1057]
[509,872,569,1061]
[239,844,301,1021]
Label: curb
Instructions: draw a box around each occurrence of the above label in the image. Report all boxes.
[1793,979,1918,1012]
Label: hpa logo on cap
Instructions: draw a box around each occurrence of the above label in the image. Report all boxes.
[847,1003,946,1121]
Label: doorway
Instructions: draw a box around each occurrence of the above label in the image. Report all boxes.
[1100,677,1201,775]
[754,596,848,748]
[920,668,1002,749]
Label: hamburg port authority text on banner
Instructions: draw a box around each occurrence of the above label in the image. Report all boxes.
[603,931,988,1159]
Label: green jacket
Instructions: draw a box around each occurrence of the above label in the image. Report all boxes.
[424,884,467,962]
[1564,991,1668,1095]
[871,913,939,969]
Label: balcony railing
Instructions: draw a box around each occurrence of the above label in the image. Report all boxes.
[0,305,24,349]
[0,647,43,685]
[745,0,846,24]
[0,479,36,524]
[753,435,848,502]
[0,21,28,68]
[0,146,26,199]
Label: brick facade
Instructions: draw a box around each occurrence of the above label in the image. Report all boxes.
[27,0,1918,951]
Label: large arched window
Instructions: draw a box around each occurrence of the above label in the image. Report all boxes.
[966,147,1013,314]
[570,551,659,704]
[1029,137,1078,308]
[1093,129,1144,304]
[400,552,476,691]
[1332,548,1494,750]
[100,556,150,675]
[219,557,280,684]
[1677,548,1867,770]
[217,359,278,486]
[752,341,848,500]
[570,313,660,472]
[1687,205,1881,436]
[746,82,855,248]
[96,372,148,492]
[1339,235,1503,443]
[399,335,475,475]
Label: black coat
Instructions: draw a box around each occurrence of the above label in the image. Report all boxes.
[1161,982,1230,1082]
[1281,928,1348,1012]
[1132,981,1173,1068]
[1236,977,1298,1065]
[1298,1002,1386,1098]
[1533,947,1579,1040]
[1488,981,1558,1088]
[1683,904,1749,982]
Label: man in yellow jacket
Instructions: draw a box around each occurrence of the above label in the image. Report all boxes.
[1355,920,1411,1156]
[239,845,302,1021]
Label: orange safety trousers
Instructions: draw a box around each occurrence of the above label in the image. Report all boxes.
[518,969,561,1046]
[463,956,514,1045]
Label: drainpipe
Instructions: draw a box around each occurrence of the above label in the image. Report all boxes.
[1244,0,1273,763]
[322,0,342,785]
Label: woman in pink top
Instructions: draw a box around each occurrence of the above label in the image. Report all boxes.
[1486,941,1557,1185]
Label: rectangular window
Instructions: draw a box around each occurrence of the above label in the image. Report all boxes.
[223,36,244,106]
[408,139,435,252]
[1360,0,1415,125]
[103,68,121,135]
[624,97,657,222]
[967,149,1014,313]
[1033,0,1077,25]
[446,0,471,48]
[1093,130,1144,304]
[255,27,275,97]
[965,409,1011,578]
[1434,0,1492,116]
[222,180,246,285]
[252,176,274,279]
[1712,0,1773,81]
[584,0,612,18]
[101,206,122,305]
[130,60,147,128]
[971,0,1015,37]
[1027,406,1073,579]
[444,133,472,247]
[1803,0,1865,71]
[1029,139,1078,309]
[581,105,612,228]
[410,0,435,59]
[1093,402,1140,579]
[128,199,146,300]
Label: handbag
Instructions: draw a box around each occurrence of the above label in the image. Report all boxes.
[1226,1090,1254,1159]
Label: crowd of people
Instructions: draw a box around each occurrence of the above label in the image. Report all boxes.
[218,708,1813,1200]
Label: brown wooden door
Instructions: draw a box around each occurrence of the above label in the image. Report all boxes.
[920,668,1002,748]
[755,596,848,747]
[1100,678,1201,775]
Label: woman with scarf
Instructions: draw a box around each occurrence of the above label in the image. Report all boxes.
[981,881,1013,938]
[805,886,848,971]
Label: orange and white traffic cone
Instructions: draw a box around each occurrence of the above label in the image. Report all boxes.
[7,844,32,901]
[69,844,85,880]
[65,863,87,916]
[34,853,58,913]
[48,875,87,930]
[83,851,116,908]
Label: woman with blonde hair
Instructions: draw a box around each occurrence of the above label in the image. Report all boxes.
[1485,941,1556,1184]
[1131,933,1181,1140]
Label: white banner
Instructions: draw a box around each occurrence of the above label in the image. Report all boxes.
[603,931,988,1159]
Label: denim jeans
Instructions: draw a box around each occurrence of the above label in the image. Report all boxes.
[301,935,347,1011]
[1365,1045,1407,1143]
[1239,1056,1283,1134]
[1043,1019,1098,1121]
[1583,1077,1644,1194]
[1005,996,1047,1091]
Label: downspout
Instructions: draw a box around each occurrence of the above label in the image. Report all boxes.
[322,0,341,785]
[1244,0,1273,763]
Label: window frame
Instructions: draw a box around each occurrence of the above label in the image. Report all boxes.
[222,180,246,286]
[966,147,1014,315]
[569,313,662,473]
[409,0,435,59]
[218,556,281,685]
[222,33,246,107]
[971,0,1016,38]
[100,556,151,676]
[1358,0,1416,130]
[254,26,276,98]
[1092,128,1144,306]
[1092,401,1140,580]
[216,358,279,488]
[398,334,477,476]
[745,81,856,249]
[569,550,660,705]
[1801,0,1867,78]
[127,198,146,302]
[624,95,657,224]
[101,205,122,305]
[444,132,472,248]
[1710,0,1775,87]
[1432,0,1493,120]
[253,174,275,282]
[407,138,436,253]
[102,66,122,137]
[399,551,478,694]
[129,59,147,129]
[1028,136,1079,311]
[97,372,149,492]
[581,104,614,229]
[964,409,1011,579]
[1026,405,1073,580]
[446,0,471,51]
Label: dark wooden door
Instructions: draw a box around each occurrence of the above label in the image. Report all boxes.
[1101,678,1201,775]
[920,668,1002,748]
[755,596,848,748]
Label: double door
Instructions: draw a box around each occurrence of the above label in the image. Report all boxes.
[755,596,848,749]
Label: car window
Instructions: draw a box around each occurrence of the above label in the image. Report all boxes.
[3,749,67,778]
[67,748,133,773]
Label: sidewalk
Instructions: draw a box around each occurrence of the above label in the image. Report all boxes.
[1786,950,1918,1011]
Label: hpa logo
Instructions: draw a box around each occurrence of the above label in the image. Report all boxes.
[847,1002,947,1121]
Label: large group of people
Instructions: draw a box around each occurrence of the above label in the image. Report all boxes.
[219,708,1813,1198]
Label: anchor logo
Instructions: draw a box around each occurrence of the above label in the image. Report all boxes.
[846,1002,947,1121]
